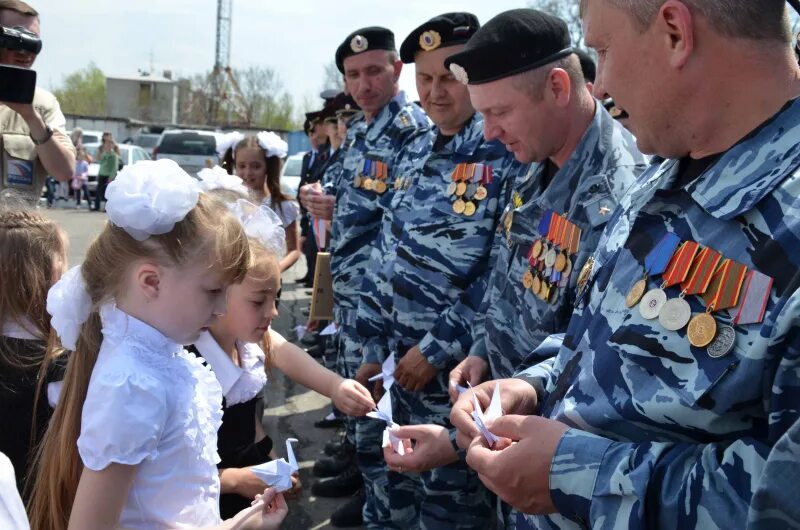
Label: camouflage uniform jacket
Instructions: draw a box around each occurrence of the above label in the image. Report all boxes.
[516,98,800,529]
[329,92,430,326]
[470,104,647,379]
[355,112,522,368]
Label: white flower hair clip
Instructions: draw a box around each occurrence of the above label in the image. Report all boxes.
[228,199,286,256]
[197,165,248,195]
[256,131,288,159]
[216,131,245,158]
[47,266,93,351]
[105,159,202,242]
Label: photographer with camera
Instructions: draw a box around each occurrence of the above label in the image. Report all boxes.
[1,0,75,204]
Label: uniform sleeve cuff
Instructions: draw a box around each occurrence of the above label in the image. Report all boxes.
[418,334,452,370]
[449,427,467,461]
[549,429,613,525]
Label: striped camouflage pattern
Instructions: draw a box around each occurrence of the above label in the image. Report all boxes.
[470,104,647,381]
[329,91,431,322]
[516,98,800,529]
[355,113,524,529]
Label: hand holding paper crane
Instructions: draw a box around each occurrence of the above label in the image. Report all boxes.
[366,353,406,455]
[250,438,299,492]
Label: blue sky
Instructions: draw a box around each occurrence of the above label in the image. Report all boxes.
[32,0,527,112]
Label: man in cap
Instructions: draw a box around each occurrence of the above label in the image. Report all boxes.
[451,1,800,529]
[378,9,644,528]
[352,12,527,528]
[301,26,430,528]
[297,110,330,287]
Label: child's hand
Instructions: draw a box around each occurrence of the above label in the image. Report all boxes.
[229,488,288,530]
[284,472,303,500]
[234,468,270,499]
[332,378,376,416]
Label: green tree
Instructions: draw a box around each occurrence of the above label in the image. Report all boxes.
[53,63,106,116]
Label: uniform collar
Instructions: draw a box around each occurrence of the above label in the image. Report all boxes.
[433,113,491,158]
[685,98,800,220]
[364,91,411,143]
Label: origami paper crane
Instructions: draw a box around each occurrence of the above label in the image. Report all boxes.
[250,438,299,492]
[366,353,405,455]
[367,352,396,388]
[470,382,503,448]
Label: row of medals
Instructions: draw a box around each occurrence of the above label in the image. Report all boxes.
[522,238,572,304]
[446,179,488,216]
[625,275,735,359]
[353,173,388,194]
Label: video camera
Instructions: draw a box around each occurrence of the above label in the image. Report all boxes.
[0,25,41,104]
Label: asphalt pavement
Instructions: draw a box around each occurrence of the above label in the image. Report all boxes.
[41,202,362,529]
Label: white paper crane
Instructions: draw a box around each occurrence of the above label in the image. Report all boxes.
[470,382,503,448]
[366,353,405,455]
[250,438,299,492]
[368,352,396,388]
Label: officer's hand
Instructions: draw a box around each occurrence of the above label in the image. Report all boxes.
[448,356,489,403]
[354,363,381,389]
[466,415,568,515]
[450,378,538,449]
[331,378,375,416]
[300,183,335,221]
[3,101,35,119]
[383,424,458,473]
[394,346,438,392]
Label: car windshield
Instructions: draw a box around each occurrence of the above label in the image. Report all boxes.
[135,135,159,148]
[158,133,217,156]
[283,157,303,177]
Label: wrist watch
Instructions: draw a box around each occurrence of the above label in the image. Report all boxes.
[30,124,53,145]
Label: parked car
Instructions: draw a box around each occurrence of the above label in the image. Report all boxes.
[69,129,103,145]
[153,129,219,176]
[126,133,161,151]
[83,143,152,193]
[280,152,304,199]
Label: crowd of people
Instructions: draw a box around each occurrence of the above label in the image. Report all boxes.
[1,0,800,529]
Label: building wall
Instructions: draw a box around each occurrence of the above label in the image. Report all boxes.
[105,78,178,124]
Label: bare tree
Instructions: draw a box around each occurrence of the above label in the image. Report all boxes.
[321,60,345,93]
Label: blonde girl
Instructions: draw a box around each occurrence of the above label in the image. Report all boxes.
[29,160,286,530]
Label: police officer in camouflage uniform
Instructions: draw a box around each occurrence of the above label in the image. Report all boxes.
[446,9,646,389]
[451,1,800,529]
[353,13,526,529]
[302,26,431,528]
[421,9,645,528]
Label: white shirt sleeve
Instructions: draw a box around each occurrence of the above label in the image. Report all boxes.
[0,453,30,530]
[77,369,168,471]
[276,200,300,227]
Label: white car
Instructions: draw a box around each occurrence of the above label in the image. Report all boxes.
[153,129,220,176]
[280,153,304,199]
[83,143,152,193]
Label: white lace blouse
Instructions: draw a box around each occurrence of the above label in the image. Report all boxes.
[77,305,223,529]
[194,331,267,405]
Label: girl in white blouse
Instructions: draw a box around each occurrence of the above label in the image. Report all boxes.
[193,200,375,513]
[28,161,287,530]
[221,133,301,273]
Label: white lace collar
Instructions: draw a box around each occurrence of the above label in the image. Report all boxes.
[1,317,42,340]
[194,331,267,405]
[99,304,183,358]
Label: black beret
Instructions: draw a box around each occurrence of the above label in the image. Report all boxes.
[444,8,573,85]
[574,49,596,83]
[399,12,480,64]
[335,27,396,73]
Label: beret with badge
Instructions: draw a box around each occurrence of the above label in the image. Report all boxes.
[444,8,573,85]
[399,12,480,64]
[335,26,396,73]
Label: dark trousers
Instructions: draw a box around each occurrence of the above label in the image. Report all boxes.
[303,230,318,282]
[93,175,109,211]
[75,184,90,206]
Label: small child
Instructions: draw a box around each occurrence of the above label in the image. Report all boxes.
[29,160,286,530]
[219,132,301,273]
[192,178,375,517]
[71,148,90,209]
[0,203,69,501]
